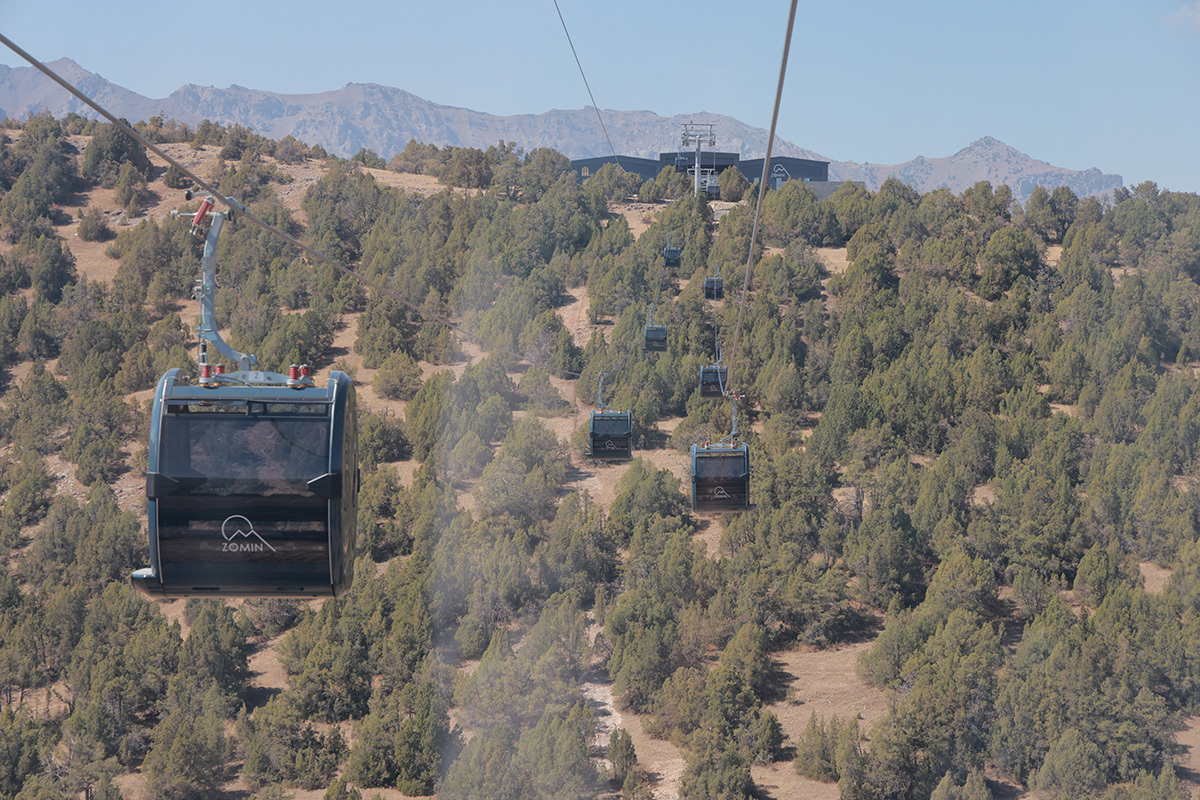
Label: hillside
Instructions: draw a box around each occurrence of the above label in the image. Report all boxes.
[2,116,1200,800]
[0,59,1122,201]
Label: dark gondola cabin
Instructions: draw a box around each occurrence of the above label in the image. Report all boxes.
[644,324,668,352]
[691,442,751,511]
[132,369,358,598]
[704,276,725,300]
[663,246,681,268]
[700,365,727,397]
[587,409,633,460]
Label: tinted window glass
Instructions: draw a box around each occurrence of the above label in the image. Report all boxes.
[161,414,330,492]
[592,416,631,435]
[694,451,747,478]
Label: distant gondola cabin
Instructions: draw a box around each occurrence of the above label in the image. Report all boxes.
[587,409,633,460]
[663,246,682,267]
[644,324,668,352]
[704,276,725,300]
[691,442,751,511]
[699,365,727,397]
[132,369,358,598]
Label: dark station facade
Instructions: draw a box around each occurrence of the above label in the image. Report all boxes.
[571,150,847,199]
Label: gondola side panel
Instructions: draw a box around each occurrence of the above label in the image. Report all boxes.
[691,444,751,511]
[135,376,351,598]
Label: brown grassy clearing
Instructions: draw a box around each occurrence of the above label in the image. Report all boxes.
[815,246,850,276]
[749,641,889,800]
[1139,561,1174,595]
[611,200,658,240]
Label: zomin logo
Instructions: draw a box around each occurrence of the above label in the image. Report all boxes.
[220,515,276,553]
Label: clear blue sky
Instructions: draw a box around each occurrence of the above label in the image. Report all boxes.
[4,0,1199,193]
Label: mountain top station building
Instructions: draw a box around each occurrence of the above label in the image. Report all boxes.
[571,150,846,200]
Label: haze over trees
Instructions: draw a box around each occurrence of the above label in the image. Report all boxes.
[0,111,1199,800]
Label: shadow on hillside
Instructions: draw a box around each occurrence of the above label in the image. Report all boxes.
[995,595,1027,651]
[988,777,1026,799]
[241,682,281,714]
[1176,763,1200,788]
[760,611,885,706]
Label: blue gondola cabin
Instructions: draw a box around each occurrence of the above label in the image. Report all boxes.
[132,369,358,598]
[691,442,751,511]
[644,324,668,352]
[700,365,727,397]
[704,276,725,300]
[587,410,633,460]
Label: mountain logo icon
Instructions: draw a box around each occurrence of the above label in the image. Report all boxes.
[220,515,276,552]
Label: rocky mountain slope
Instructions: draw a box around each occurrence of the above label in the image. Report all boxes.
[1,58,1124,200]
[830,136,1123,200]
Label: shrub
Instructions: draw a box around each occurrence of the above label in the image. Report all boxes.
[77,208,111,241]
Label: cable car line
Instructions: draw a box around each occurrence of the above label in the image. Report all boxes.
[690,0,795,511]
[724,0,797,400]
[591,242,666,411]
[4,0,797,517]
[552,0,625,174]
[0,32,593,384]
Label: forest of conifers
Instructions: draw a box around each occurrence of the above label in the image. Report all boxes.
[1,110,1200,800]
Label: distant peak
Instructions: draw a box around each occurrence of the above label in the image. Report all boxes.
[956,136,1020,157]
[45,58,91,77]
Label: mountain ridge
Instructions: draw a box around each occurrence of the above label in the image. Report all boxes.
[0,59,1123,200]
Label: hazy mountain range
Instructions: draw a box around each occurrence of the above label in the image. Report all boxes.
[0,58,1124,201]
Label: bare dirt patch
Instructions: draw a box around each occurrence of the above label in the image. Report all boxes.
[617,705,687,800]
[1177,715,1200,798]
[562,284,600,350]
[1173,474,1200,495]
[970,483,998,507]
[5,358,37,387]
[815,247,850,276]
[361,166,461,198]
[1049,402,1079,418]
[611,200,658,240]
[43,452,88,504]
[248,632,290,693]
[113,772,148,800]
[768,641,888,734]
[63,219,122,285]
[692,516,727,559]
[751,639,888,800]
[1139,561,1173,595]
[752,761,841,800]
[156,599,191,638]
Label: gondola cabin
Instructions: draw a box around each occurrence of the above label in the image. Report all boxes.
[700,365,727,397]
[644,324,668,352]
[691,442,751,511]
[587,409,633,460]
[663,246,682,268]
[132,368,358,598]
[704,276,725,300]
